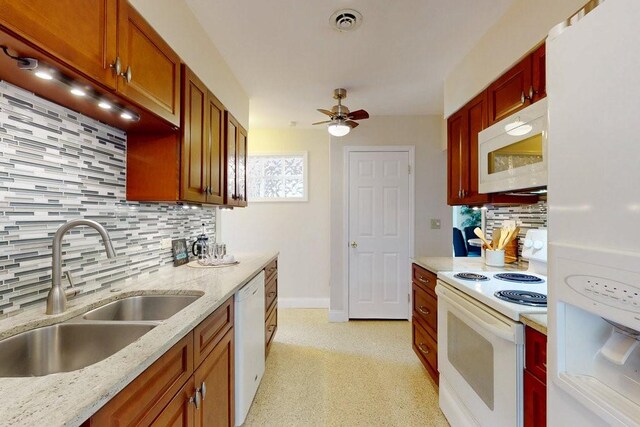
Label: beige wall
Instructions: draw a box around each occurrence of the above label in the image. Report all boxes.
[219,128,331,307]
[444,0,585,117]
[130,0,250,128]
[329,116,452,320]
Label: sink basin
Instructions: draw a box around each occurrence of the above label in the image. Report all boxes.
[0,323,155,377]
[83,295,200,321]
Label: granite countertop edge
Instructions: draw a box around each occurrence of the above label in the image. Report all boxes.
[0,251,278,427]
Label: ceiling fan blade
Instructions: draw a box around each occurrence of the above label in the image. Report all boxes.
[317,109,334,117]
[346,120,359,129]
[312,120,332,125]
[348,109,369,121]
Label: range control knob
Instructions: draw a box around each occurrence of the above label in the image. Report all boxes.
[533,240,544,250]
[524,239,533,248]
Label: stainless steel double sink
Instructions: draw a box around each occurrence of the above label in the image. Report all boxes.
[0,295,201,377]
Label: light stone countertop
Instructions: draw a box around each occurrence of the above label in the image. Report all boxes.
[411,256,528,274]
[0,252,278,427]
[521,313,548,335]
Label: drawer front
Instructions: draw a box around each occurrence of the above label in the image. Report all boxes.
[265,304,278,357]
[412,264,437,295]
[91,332,194,426]
[194,297,234,368]
[525,326,547,384]
[412,318,438,384]
[412,283,437,338]
[524,370,547,427]
[265,258,277,283]
[265,274,277,314]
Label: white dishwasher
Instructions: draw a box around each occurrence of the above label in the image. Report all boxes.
[234,271,265,426]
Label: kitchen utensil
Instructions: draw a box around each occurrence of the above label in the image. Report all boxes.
[191,223,209,259]
[492,229,501,250]
[474,227,493,250]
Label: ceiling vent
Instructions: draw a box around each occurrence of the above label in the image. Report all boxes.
[330,9,362,32]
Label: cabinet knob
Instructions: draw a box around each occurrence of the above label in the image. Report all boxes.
[120,65,132,83]
[110,57,121,75]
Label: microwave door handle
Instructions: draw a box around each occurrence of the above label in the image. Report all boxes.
[437,287,518,343]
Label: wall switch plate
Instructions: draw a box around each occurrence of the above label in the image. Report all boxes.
[161,238,172,250]
[431,219,441,229]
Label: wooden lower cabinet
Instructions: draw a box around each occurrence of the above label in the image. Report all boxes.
[524,326,547,427]
[264,258,278,357]
[194,328,234,427]
[411,263,439,385]
[88,296,235,427]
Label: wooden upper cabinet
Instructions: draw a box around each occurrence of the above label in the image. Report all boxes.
[181,66,208,203]
[531,44,546,102]
[487,55,533,126]
[223,113,248,207]
[206,92,226,205]
[447,108,466,205]
[465,92,490,205]
[117,0,181,126]
[0,0,118,89]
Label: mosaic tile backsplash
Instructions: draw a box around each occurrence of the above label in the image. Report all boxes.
[0,81,215,316]
[485,201,547,262]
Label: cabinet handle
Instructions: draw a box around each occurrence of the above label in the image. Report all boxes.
[121,65,132,83]
[461,189,466,198]
[268,325,276,333]
[418,343,430,355]
[203,186,209,194]
[268,291,276,298]
[418,306,430,315]
[521,91,526,104]
[417,275,430,285]
[190,389,202,409]
[529,86,534,100]
[110,57,121,75]
[200,382,206,400]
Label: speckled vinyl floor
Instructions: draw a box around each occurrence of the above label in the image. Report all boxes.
[244,309,449,427]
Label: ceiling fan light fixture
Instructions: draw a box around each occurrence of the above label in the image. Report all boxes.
[328,120,350,137]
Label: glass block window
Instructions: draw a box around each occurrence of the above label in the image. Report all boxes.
[247,152,308,202]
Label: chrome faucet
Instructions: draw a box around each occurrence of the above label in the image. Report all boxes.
[47,219,116,315]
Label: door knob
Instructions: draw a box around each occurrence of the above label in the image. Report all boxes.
[350,241,358,248]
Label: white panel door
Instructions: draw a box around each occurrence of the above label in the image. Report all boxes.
[348,151,410,319]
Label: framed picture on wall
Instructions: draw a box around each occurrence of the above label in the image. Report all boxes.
[171,238,189,266]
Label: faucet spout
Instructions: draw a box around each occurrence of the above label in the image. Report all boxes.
[47,219,116,315]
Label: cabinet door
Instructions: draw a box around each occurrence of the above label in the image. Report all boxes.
[447,109,466,205]
[487,55,533,125]
[150,377,196,427]
[117,0,181,126]
[225,113,239,206]
[206,92,225,205]
[236,125,248,207]
[463,92,491,204]
[194,328,234,427]
[181,67,208,203]
[524,370,547,427]
[531,44,546,102]
[0,0,118,89]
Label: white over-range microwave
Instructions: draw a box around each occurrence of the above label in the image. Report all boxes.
[478,98,548,194]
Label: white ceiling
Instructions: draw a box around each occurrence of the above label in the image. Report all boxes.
[185,0,514,129]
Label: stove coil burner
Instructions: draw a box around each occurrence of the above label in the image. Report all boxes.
[494,273,545,284]
[494,290,547,307]
[453,272,489,281]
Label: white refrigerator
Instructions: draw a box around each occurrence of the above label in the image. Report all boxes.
[547,0,640,425]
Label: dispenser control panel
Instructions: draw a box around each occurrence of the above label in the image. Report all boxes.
[567,275,640,312]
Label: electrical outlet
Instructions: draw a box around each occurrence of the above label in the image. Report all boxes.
[161,238,172,250]
[430,219,441,230]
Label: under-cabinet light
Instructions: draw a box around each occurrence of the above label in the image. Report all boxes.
[70,87,86,97]
[120,111,134,120]
[98,100,112,110]
[34,70,54,80]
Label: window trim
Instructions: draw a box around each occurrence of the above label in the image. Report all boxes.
[247,151,309,203]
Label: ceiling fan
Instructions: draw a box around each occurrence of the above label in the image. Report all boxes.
[313,88,369,137]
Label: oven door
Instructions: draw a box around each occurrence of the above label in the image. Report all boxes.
[436,281,524,427]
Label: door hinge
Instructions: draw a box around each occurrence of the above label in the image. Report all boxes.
[408,164,411,174]
[408,293,411,303]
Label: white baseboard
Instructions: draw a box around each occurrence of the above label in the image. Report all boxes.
[277,297,329,309]
[328,310,348,322]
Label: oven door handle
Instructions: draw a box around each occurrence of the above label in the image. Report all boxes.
[437,285,518,343]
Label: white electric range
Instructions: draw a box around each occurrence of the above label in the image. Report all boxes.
[435,229,548,427]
